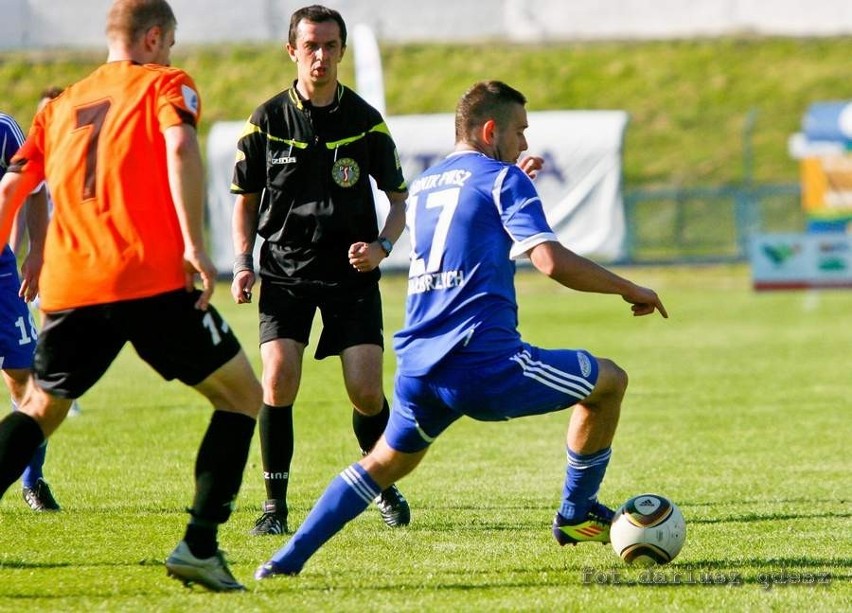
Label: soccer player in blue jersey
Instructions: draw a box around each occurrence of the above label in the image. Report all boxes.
[255,80,668,578]
[0,111,60,511]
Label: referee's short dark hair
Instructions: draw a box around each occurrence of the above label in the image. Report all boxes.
[289,5,347,48]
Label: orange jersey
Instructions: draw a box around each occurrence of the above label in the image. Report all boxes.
[11,61,202,311]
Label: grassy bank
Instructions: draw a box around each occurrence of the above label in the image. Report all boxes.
[2,36,850,187]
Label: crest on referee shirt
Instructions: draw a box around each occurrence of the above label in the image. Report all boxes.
[331,157,360,187]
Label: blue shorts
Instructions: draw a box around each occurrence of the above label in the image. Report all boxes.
[385,343,599,453]
[0,258,36,370]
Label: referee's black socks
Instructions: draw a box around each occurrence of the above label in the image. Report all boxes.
[353,399,390,453]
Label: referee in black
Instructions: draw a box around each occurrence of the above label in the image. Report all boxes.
[230,4,410,536]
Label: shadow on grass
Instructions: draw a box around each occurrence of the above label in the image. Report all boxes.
[688,510,851,524]
[677,556,852,570]
[0,557,166,570]
[247,563,848,593]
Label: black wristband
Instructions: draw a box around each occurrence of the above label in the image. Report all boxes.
[233,252,254,276]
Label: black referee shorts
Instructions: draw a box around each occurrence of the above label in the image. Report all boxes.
[258,281,384,359]
[34,289,241,399]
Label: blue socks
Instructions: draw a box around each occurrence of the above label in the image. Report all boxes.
[268,462,380,574]
[21,442,47,488]
[558,446,611,521]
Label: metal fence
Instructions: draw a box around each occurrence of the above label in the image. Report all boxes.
[622,183,803,264]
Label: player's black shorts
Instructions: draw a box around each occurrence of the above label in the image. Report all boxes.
[258,281,384,360]
[34,288,241,399]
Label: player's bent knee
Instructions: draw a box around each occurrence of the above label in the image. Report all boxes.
[595,358,629,397]
[361,438,427,489]
[194,352,262,417]
[351,391,385,415]
[23,392,73,437]
[261,362,301,402]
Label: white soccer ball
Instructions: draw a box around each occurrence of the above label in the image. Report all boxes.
[610,493,686,565]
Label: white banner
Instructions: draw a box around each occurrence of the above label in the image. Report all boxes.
[206,110,629,274]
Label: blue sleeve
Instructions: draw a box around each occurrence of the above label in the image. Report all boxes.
[496,165,558,259]
[0,114,26,176]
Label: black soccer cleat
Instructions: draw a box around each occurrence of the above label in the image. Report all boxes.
[22,478,61,512]
[249,499,289,536]
[375,484,411,527]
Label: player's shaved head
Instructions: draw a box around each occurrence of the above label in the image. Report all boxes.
[455,81,527,142]
[106,0,176,44]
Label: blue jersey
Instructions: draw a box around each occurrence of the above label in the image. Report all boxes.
[394,151,558,376]
[0,112,37,370]
[0,113,26,270]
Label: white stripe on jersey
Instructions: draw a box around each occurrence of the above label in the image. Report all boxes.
[509,231,557,260]
[490,166,510,214]
[510,349,595,399]
[0,114,26,147]
[490,164,554,258]
[341,465,380,504]
[1,113,26,174]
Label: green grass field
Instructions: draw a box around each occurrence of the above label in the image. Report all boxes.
[0,265,849,611]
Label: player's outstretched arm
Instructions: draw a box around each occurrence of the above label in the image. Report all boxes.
[529,240,668,318]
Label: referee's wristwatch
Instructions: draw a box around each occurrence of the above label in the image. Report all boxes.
[377,236,393,257]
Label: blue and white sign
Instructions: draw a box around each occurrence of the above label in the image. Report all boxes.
[751,232,852,290]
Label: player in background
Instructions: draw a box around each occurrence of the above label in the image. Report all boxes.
[231,4,410,536]
[10,87,82,419]
[0,111,60,511]
[255,80,668,578]
[0,0,262,592]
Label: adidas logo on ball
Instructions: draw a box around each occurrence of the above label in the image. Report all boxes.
[610,493,686,565]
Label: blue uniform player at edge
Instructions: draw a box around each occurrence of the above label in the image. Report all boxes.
[255,80,668,579]
[0,112,60,511]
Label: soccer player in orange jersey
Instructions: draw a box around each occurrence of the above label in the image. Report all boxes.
[0,0,262,592]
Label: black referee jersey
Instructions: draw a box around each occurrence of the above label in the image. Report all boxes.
[232,82,407,287]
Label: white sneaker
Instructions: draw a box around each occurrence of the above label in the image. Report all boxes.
[165,541,245,592]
